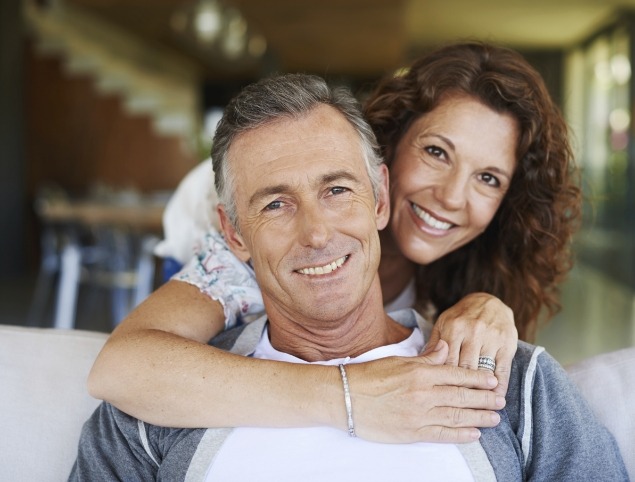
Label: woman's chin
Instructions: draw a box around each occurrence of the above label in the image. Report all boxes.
[400,242,447,266]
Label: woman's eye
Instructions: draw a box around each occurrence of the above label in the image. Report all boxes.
[480,173,501,187]
[424,145,446,159]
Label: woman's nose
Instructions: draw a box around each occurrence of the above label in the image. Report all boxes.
[435,171,468,211]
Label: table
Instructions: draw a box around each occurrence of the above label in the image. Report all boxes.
[31,196,168,330]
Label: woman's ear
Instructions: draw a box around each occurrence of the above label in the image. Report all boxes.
[375,164,391,230]
[217,204,251,263]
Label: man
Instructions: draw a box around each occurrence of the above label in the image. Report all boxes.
[71,74,627,481]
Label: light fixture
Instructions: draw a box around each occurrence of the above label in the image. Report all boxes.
[195,0,222,43]
[610,54,631,85]
[171,0,266,61]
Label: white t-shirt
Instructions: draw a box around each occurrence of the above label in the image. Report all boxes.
[205,325,474,482]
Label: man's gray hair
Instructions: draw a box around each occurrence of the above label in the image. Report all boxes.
[212,73,384,227]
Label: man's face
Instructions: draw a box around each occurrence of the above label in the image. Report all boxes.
[219,104,389,325]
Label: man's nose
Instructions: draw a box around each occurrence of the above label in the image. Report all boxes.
[297,203,331,249]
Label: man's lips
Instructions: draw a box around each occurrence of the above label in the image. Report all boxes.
[295,255,349,276]
[411,203,454,231]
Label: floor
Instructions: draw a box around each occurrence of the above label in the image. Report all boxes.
[1,261,633,366]
[535,262,635,365]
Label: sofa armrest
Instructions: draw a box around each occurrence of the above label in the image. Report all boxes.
[566,346,635,480]
[0,325,107,482]
[1,324,631,480]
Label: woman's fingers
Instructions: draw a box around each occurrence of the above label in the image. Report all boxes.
[457,340,481,370]
[432,293,518,399]
[491,345,514,397]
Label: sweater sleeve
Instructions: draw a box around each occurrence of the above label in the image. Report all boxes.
[525,349,629,481]
[69,403,207,482]
[69,403,160,481]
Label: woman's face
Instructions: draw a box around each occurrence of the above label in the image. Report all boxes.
[388,94,519,265]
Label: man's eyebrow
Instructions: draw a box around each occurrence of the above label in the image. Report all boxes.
[249,184,293,208]
[320,170,363,186]
[248,170,364,208]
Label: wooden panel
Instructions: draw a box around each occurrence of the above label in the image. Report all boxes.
[69,0,407,78]
[236,0,407,75]
[24,41,197,197]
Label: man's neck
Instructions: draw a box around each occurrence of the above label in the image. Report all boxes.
[265,277,412,362]
[378,229,416,305]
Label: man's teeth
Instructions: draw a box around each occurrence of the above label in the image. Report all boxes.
[297,256,347,276]
[412,204,452,230]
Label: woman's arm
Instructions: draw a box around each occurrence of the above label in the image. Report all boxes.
[88,280,503,443]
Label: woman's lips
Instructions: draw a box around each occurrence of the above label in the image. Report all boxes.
[411,203,453,231]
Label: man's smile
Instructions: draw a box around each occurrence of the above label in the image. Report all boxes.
[295,255,349,276]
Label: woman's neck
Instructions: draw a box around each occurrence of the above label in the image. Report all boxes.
[378,229,416,305]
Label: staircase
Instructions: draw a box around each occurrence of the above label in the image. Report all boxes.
[24,0,202,152]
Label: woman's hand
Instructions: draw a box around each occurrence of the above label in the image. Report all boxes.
[423,293,518,398]
[345,340,505,443]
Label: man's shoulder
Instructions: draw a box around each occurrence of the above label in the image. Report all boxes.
[512,341,564,377]
[506,340,574,413]
[209,315,268,354]
[513,340,543,367]
[388,308,433,336]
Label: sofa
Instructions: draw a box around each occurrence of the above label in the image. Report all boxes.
[0,324,633,481]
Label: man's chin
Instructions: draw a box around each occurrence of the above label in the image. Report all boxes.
[297,295,367,323]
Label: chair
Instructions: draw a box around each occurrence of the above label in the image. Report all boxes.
[29,186,162,329]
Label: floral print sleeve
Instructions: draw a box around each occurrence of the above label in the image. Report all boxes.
[174,229,265,329]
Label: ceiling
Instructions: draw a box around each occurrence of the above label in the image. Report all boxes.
[68,0,635,80]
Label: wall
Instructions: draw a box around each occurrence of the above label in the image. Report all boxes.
[0,1,26,276]
[25,42,198,197]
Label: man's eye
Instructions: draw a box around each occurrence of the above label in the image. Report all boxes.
[264,200,283,210]
[330,186,349,195]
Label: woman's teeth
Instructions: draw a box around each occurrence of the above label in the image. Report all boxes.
[297,255,347,276]
[412,204,452,230]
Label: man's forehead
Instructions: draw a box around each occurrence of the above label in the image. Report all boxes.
[228,106,369,198]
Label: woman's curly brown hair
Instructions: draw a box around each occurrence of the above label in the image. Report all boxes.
[364,42,581,341]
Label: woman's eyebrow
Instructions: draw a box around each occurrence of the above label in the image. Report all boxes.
[421,134,513,179]
[487,166,513,180]
[421,133,456,151]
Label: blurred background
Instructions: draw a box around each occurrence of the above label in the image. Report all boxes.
[1,0,634,365]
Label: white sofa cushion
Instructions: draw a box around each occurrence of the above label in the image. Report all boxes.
[0,325,106,482]
[0,324,632,481]
[566,346,635,479]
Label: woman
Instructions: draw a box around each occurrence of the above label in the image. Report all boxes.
[367,43,579,342]
[88,42,580,442]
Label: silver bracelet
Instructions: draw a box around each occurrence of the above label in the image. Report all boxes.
[338,363,356,437]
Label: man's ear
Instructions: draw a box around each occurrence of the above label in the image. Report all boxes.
[375,164,391,230]
[217,204,251,263]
